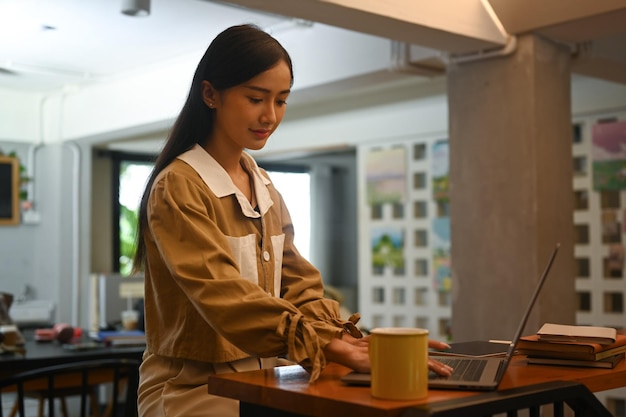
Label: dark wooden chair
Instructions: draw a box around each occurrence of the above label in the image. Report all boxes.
[0,358,140,417]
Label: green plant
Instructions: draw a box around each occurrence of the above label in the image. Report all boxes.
[119,203,139,276]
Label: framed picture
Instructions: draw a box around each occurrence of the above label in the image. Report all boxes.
[0,156,20,225]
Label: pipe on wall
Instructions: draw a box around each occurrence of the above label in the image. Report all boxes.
[58,86,82,327]
[65,141,81,327]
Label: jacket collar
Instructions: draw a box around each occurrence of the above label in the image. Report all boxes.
[177,144,273,218]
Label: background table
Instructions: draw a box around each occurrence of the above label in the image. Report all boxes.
[0,339,144,378]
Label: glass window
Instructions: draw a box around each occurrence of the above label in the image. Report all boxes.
[265,171,311,260]
[118,161,153,275]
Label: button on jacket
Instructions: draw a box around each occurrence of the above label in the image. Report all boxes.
[143,144,346,381]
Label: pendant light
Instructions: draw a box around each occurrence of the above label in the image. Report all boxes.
[121,0,150,16]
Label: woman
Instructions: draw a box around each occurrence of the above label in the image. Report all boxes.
[133,24,451,416]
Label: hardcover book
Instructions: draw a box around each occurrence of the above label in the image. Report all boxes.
[537,323,617,345]
[526,352,624,369]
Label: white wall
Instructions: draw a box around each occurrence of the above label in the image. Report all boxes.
[0,91,42,143]
[571,75,626,116]
[257,78,449,158]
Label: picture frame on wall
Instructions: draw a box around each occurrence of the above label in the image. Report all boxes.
[0,156,20,225]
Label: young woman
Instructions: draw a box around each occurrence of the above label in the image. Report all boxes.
[133,24,451,417]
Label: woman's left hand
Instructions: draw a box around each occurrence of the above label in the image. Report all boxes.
[428,340,453,377]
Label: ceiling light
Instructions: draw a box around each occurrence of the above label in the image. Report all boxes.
[121,0,150,16]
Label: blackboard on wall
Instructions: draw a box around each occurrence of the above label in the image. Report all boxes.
[0,156,19,225]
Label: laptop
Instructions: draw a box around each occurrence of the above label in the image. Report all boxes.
[342,243,560,391]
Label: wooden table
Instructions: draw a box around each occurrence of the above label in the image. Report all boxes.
[207,356,625,417]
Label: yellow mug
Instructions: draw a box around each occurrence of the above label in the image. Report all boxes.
[369,327,429,400]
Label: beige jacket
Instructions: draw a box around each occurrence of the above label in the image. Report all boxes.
[143,145,346,381]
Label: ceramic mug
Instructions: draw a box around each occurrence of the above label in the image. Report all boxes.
[369,327,429,400]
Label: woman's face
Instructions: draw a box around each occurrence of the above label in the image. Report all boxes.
[207,61,292,152]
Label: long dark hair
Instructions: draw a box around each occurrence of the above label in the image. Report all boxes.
[132,24,293,273]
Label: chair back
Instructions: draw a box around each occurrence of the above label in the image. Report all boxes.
[0,358,140,417]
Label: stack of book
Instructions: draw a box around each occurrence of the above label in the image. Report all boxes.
[518,323,626,369]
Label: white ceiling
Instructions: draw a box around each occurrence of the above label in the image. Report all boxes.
[0,0,290,91]
[1,0,625,94]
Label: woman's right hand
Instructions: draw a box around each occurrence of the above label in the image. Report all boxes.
[323,334,454,377]
[323,336,370,373]
[326,335,454,377]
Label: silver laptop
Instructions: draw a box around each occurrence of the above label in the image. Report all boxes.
[342,243,560,391]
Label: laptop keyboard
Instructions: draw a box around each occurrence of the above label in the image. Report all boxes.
[429,357,487,381]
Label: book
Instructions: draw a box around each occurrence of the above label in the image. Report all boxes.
[96,329,146,346]
[537,323,617,345]
[526,352,625,369]
[517,333,626,361]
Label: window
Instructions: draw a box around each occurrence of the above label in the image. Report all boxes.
[118,160,153,275]
[113,154,154,275]
[264,170,311,260]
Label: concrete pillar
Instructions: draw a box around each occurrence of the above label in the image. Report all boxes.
[447,34,576,342]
